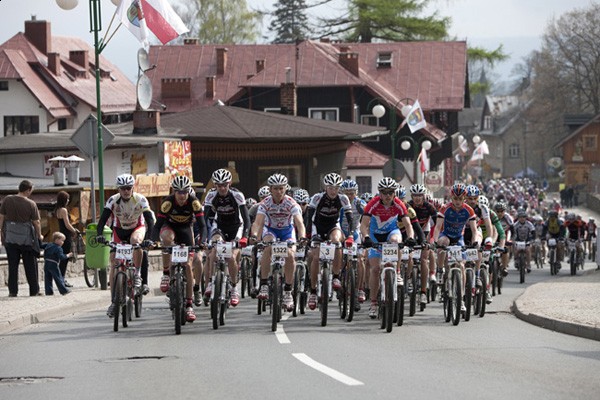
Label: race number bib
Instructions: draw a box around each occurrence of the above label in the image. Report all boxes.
[482,250,491,259]
[411,249,422,260]
[319,243,336,261]
[465,248,479,261]
[547,238,557,246]
[115,244,133,261]
[216,242,233,259]
[515,241,527,251]
[241,245,254,257]
[382,243,399,264]
[343,243,358,257]
[295,247,306,258]
[171,246,189,263]
[271,242,288,262]
[447,245,463,263]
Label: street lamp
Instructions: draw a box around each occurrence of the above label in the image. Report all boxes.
[56,0,112,215]
[400,137,432,184]
[457,132,481,180]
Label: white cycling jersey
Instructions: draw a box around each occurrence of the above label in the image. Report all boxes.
[257,195,301,229]
[104,192,151,230]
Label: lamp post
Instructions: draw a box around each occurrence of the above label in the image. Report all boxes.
[400,136,432,184]
[457,132,481,181]
[371,99,415,180]
[56,0,115,215]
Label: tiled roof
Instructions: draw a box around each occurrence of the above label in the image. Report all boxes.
[345,142,388,168]
[159,105,387,141]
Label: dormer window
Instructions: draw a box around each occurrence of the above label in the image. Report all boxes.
[377,52,392,68]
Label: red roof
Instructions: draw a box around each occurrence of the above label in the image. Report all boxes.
[345,142,388,168]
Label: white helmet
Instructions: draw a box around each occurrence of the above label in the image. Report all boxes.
[258,185,271,198]
[478,195,489,208]
[116,174,135,187]
[267,173,288,186]
[171,175,191,191]
[323,173,343,187]
[212,168,232,184]
[293,189,310,204]
[410,184,427,195]
[377,177,398,190]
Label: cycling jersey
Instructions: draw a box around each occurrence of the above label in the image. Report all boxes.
[498,213,515,238]
[257,195,302,229]
[543,217,565,238]
[103,193,150,230]
[564,220,585,240]
[513,220,536,241]
[437,202,476,239]
[340,197,365,237]
[587,222,597,238]
[407,200,438,231]
[307,192,352,235]
[363,196,409,239]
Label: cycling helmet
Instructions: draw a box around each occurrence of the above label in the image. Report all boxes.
[212,168,232,184]
[494,201,507,212]
[293,189,310,204]
[323,173,343,187]
[395,185,406,199]
[171,175,191,191]
[450,183,467,198]
[466,185,480,197]
[258,186,271,199]
[361,192,374,202]
[410,184,427,195]
[377,177,399,191]
[567,213,576,221]
[548,210,558,217]
[267,173,288,186]
[340,179,359,191]
[517,209,527,218]
[478,195,489,208]
[116,173,135,187]
[246,197,257,208]
[533,215,543,222]
[590,218,595,222]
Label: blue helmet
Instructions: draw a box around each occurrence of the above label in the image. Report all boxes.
[466,185,480,197]
[341,179,359,191]
[395,185,407,199]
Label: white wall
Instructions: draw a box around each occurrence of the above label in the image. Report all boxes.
[0,80,48,137]
[346,168,384,194]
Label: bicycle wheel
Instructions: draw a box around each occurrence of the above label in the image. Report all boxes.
[464,269,473,322]
[479,268,488,318]
[408,268,417,316]
[320,265,329,327]
[443,274,451,323]
[570,250,576,276]
[134,291,143,318]
[211,271,222,330]
[292,267,300,318]
[519,253,525,284]
[174,268,183,335]
[450,269,461,326]
[339,268,348,320]
[113,272,125,332]
[346,262,356,323]
[271,270,280,332]
[395,285,405,326]
[384,269,394,333]
[491,260,498,296]
[219,279,227,327]
[240,258,249,299]
[83,260,97,288]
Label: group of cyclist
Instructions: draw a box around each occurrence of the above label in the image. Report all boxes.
[95,170,597,324]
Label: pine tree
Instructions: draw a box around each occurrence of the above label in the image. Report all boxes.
[269,0,311,43]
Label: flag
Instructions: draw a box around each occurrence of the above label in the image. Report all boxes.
[419,147,430,173]
[470,140,490,162]
[404,100,427,133]
[458,136,469,154]
[142,0,189,44]
[116,0,149,46]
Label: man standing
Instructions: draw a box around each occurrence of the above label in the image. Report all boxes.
[0,180,43,296]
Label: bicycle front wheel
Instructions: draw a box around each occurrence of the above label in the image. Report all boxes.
[113,272,126,332]
[464,269,473,322]
[174,268,183,334]
[320,266,329,327]
[450,269,461,326]
[271,270,281,332]
[346,262,356,323]
[384,269,394,333]
[211,271,223,330]
[479,268,488,318]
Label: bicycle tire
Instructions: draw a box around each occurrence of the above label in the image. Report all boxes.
[464,269,473,322]
[174,268,183,334]
[443,273,451,323]
[479,268,488,317]
[570,250,576,276]
[347,262,356,323]
[219,279,226,327]
[549,248,556,275]
[450,269,461,326]
[271,270,280,332]
[134,292,143,318]
[384,269,394,333]
[491,259,498,296]
[212,270,222,330]
[396,285,405,326]
[113,272,125,332]
[83,260,97,288]
[320,265,329,327]
[292,267,300,318]
[339,268,348,320]
[519,253,525,284]
[240,258,249,299]
[408,268,417,317]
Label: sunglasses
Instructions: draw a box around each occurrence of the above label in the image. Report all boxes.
[176,190,189,195]
[119,186,133,191]
[451,196,464,201]
[380,190,395,195]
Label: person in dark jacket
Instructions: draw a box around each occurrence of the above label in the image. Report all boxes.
[42,232,72,295]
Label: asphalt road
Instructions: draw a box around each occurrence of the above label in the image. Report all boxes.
[1,260,599,400]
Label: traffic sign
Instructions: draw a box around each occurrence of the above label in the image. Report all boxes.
[70,114,114,159]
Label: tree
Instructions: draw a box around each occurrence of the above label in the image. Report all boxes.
[269,0,312,43]
[175,0,262,44]
[467,45,508,106]
[319,0,450,43]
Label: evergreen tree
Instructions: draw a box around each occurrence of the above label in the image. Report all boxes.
[269,0,312,43]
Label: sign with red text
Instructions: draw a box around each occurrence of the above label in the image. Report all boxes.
[164,141,193,180]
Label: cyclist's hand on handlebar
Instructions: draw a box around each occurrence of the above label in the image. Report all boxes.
[363,236,373,248]
[405,237,416,247]
[249,235,257,245]
[344,237,354,248]
[298,237,309,247]
[484,237,493,250]
[95,235,107,244]
[141,239,155,249]
[238,237,248,248]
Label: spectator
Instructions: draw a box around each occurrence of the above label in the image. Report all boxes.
[41,232,72,296]
[0,180,43,297]
[54,191,79,288]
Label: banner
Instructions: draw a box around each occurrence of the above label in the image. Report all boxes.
[116,0,149,46]
[134,173,171,198]
[164,140,193,180]
[470,140,490,162]
[419,147,430,173]
[404,100,427,133]
[142,0,189,44]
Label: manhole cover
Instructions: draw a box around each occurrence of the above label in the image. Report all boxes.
[0,376,63,386]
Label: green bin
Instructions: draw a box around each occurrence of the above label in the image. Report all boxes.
[85,223,111,270]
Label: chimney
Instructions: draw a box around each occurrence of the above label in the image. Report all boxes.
[280,82,297,116]
[69,50,89,69]
[216,48,228,75]
[48,52,61,76]
[206,76,216,99]
[339,51,359,77]
[24,18,51,55]
[133,110,160,135]
[184,38,199,45]
[161,78,191,98]
[256,59,265,74]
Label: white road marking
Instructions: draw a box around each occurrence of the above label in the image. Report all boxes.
[275,314,291,344]
[292,353,364,386]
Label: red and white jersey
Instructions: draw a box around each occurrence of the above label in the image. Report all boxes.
[257,195,301,229]
[104,193,150,230]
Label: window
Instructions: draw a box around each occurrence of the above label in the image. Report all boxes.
[4,116,40,135]
[360,114,380,142]
[583,134,597,151]
[483,115,492,130]
[377,52,392,68]
[356,176,372,194]
[0,81,8,91]
[508,143,520,158]
[58,118,67,130]
[308,107,338,121]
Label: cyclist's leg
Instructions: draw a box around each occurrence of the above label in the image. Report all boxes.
[329,227,344,288]
[130,227,146,269]
[159,226,175,286]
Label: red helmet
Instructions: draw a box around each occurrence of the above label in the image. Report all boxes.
[450,183,467,198]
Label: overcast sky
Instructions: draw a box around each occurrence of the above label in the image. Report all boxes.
[0,0,595,85]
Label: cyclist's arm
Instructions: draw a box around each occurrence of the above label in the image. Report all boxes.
[194,214,207,243]
[239,204,251,238]
[433,216,444,243]
[96,207,112,236]
[344,209,355,233]
[360,214,371,239]
[483,216,493,242]
[203,204,215,231]
[411,218,425,244]
[400,215,414,240]
[306,206,315,236]
[293,213,306,240]
[151,215,166,242]
[250,213,265,241]
[142,210,155,239]
[468,218,479,245]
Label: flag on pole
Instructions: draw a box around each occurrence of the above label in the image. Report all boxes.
[142,0,189,44]
[458,136,469,154]
[116,0,149,46]
[404,100,427,133]
[419,147,430,173]
[470,140,490,162]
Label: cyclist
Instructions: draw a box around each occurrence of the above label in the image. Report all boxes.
[248,185,271,225]
[250,173,306,311]
[360,177,415,318]
[478,195,505,303]
[494,201,514,276]
[432,183,478,313]
[408,184,439,306]
[512,209,536,272]
[361,192,374,203]
[97,174,155,318]
[585,217,597,260]
[532,215,546,266]
[543,209,566,268]
[203,169,251,307]
[151,175,205,322]
[293,189,311,229]
[306,173,354,310]
[340,179,367,303]
[564,213,585,265]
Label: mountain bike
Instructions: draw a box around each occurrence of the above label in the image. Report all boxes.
[567,239,583,275]
[339,242,359,322]
[312,239,339,327]
[438,244,463,326]
[547,237,560,276]
[463,246,479,322]
[513,241,531,284]
[240,244,255,298]
[207,241,236,330]
[372,242,404,333]
[82,232,99,288]
[293,244,309,317]
[533,238,544,268]
[407,245,427,316]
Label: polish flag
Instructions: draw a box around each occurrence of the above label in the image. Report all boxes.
[142,0,189,44]
[419,147,430,173]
